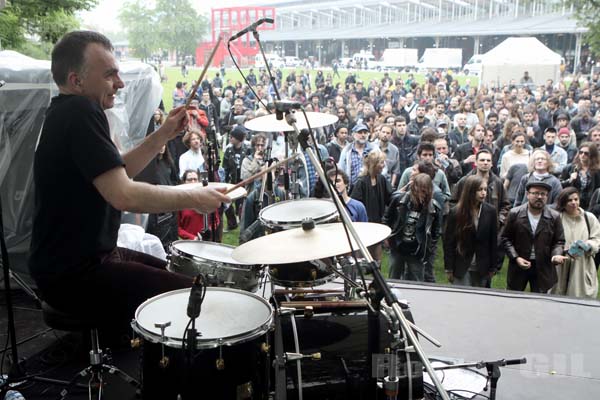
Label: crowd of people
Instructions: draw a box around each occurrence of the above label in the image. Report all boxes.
[145,64,600,300]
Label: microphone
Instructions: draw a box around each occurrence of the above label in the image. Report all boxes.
[229,18,274,42]
[239,219,264,244]
[187,274,205,319]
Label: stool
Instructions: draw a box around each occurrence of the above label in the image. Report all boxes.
[41,302,140,399]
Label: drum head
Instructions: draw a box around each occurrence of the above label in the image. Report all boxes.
[134,288,272,347]
[171,241,253,265]
[259,199,337,227]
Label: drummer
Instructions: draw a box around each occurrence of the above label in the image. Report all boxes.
[28,31,230,333]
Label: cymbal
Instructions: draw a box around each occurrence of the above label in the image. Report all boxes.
[232,222,390,264]
[173,182,247,201]
[244,111,338,132]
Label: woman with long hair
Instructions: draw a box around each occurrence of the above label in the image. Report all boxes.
[513,149,563,207]
[444,175,498,287]
[551,187,600,298]
[383,173,442,281]
[351,150,392,261]
[560,142,600,209]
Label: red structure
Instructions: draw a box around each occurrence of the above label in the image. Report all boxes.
[196,7,276,68]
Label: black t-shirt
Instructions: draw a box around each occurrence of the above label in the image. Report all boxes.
[28,94,124,289]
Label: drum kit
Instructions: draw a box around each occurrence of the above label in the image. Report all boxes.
[130,109,453,399]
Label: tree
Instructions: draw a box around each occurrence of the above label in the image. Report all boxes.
[118,0,159,62]
[0,0,97,56]
[567,0,600,56]
[155,0,207,62]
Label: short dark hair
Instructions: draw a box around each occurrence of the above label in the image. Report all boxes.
[476,148,493,160]
[555,187,579,212]
[417,142,435,156]
[51,30,113,86]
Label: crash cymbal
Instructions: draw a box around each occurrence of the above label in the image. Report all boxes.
[244,111,338,132]
[232,222,390,264]
[173,182,247,201]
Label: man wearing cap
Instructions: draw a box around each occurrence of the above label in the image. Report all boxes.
[557,127,578,163]
[338,123,379,188]
[501,181,567,293]
[222,125,250,230]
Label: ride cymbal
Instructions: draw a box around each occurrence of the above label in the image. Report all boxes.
[244,111,338,132]
[232,222,390,264]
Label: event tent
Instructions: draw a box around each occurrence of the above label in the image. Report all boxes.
[479,37,562,88]
[0,50,162,282]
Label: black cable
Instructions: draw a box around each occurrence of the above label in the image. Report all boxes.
[226,41,272,114]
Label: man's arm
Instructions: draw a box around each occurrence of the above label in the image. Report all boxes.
[124,106,187,179]
[94,166,229,214]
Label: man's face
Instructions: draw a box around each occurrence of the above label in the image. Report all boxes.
[457,115,467,128]
[379,126,393,143]
[523,112,533,124]
[498,110,509,122]
[472,125,485,141]
[382,105,393,118]
[483,100,491,109]
[533,153,549,172]
[184,172,199,184]
[353,130,368,144]
[202,92,210,103]
[558,133,571,146]
[590,130,600,144]
[336,127,348,142]
[546,99,556,110]
[476,153,492,173]
[333,174,347,195]
[395,121,406,136]
[450,97,459,109]
[487,116,498,128]
[419,150,434,163]
[189,133,201,150]
[234,100,244,112]
[483,130,494,145]
[527,187,548,210]
[406,93,414,104]
[436,104,445,115]
[337,108,346,119]
[312,96,319,106]
[416,106,426,118]
[435,140,449,155]
[76,43,124,110]
[544,132,556,146]
[494,100,504,110]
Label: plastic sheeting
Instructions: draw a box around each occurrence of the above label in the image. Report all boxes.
[0,50,163,279]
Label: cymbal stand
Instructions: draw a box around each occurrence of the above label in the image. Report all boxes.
[282,108,451,400]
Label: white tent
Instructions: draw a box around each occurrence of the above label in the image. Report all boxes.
[479,37,561,88]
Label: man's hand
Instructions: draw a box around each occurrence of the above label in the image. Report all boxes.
[161,106,188,140]
[463,154,476,164]
[192,186,231,214]
[516,257,531,269]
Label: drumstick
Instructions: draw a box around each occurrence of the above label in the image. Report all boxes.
[225,153,299,194]
[185,35,223,109]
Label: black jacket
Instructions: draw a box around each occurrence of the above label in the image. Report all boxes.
[444,203,498,279]
[500,204,565,292]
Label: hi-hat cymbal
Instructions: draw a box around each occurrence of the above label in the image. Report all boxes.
[232,222,390,264]
[245,111,338,132]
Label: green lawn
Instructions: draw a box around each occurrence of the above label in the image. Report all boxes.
[159,66,477,112]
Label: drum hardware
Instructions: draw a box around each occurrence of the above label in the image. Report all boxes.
[303,306,313,318]
[216,339,225,370]
[155,321,172,369]
[284,352,321,362]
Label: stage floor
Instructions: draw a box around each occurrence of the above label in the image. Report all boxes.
[1,278,599,399]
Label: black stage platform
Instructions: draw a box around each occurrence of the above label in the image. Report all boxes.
[1,279,599,399]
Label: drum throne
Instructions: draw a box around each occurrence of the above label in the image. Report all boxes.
[41,301,141,399]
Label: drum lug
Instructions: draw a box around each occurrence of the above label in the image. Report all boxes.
[154,321,172,370]
[260,342,271,354]
[130,338,141,349]
[159,356,170,369]
[216,339,225,370]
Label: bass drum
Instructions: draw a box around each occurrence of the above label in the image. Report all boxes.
[274,305,423,399]
[132,288,273,400]
[168,240,261,292]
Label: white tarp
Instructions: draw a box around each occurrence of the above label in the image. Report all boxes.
[0,50,163,279]
[479,37,561,88]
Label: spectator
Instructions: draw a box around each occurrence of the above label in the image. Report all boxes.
[551,187,600,299]
[513,149,563,207]
[560,142,600,209]
[444,175,498,287]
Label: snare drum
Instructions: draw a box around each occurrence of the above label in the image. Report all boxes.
[132,287,273,400]
[259,199,338,231]
[168,241,260,292]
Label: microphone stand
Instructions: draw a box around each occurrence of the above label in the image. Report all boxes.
[282,107,450,400]
[205,122,220,242]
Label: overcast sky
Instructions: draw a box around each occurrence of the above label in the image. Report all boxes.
[78,0,278,33]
